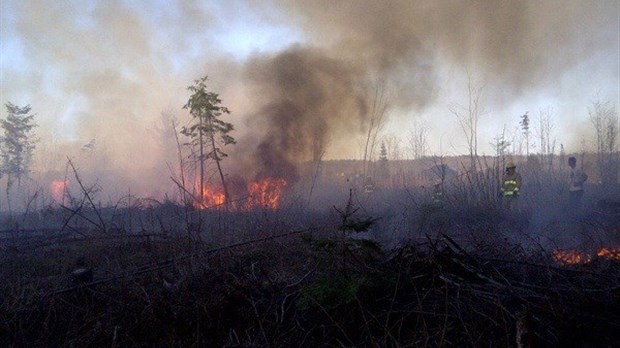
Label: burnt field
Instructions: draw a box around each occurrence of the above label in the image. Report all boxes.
[3,0,619,346]
[1,180,619,347]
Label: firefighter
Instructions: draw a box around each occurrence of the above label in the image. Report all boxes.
[432,180,444,205]
[568,156,588,211]
[363,176,375,193]
[501,162,522,211]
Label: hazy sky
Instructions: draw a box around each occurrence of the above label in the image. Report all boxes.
[1,0,619,195]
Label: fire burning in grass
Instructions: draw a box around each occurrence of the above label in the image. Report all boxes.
[597,248,620,261]
[247,178,287,210]
[196,185,226,209]
[553,248,620,265]
[552,250,592,265]
[194,177,287,210]
[50,180,68,203]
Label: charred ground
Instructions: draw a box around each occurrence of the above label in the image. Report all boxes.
[1,174,619,347]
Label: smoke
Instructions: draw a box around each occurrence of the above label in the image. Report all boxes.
[274,0,618,101]
[1,0,618,199]
[238,47,368,182]
[1,0,237,196]
[232,0,617,182]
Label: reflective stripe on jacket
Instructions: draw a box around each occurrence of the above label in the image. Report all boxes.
[502,179,519,196]
[501,173,521,196]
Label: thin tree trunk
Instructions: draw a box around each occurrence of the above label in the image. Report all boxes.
[171,120,194,238]
[362,91,376,178]
[6,174,13,214]
[199,117,205,202]
[171,121,187,205]
[211,133,229,207]
[308,151,325,207]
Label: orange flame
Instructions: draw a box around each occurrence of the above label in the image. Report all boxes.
[552,250,592,265]
[247,178,287,209]
[50,180,68,203]
[597,248,620,261]
[193,177,287,210]
[553,247,620,265]
[195,184,226,209]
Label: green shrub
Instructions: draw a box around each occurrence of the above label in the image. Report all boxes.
[298,273,367,310]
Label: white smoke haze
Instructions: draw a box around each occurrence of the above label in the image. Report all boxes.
[0,0,618,201]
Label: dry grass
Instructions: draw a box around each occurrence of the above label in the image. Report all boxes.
[1,167,619,346]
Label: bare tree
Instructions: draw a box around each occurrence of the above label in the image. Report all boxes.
[449,75,485,171]
[489,126,511,198]
[381,134,406,187]
[382,134,402,161]
[151,109,178,159]
[589,97,619,185]
[361,80,389,179]
[490,127,511,160]
[509,126,520,156]
[536,107,556,171]
[307,151,325,203]
[408,119,428,160]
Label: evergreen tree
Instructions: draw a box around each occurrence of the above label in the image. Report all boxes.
[520,112,530,156]
[181,76,235,205]
[1,102,37,188]
[379,142,388,162]
[377,141,390,186]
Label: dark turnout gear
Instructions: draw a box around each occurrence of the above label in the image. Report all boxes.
[568,157,587,211]
[501,162,522,212]
[363,177,375,193]
[501,174,521,197]
[432,182,444,205]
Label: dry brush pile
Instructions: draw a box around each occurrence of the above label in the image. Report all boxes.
[1,207,620,347]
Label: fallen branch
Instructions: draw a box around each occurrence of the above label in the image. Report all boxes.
[47,225,323,296]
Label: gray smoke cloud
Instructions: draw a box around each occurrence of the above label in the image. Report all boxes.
[238,46,368,182]
[1,0,617,197]
[233,0,618,182]
[1,0,235,197]
[274,0,618,102]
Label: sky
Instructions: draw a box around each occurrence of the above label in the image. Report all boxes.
[0,0,619,198]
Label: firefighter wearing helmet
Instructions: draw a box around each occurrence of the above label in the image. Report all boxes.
[501,161,522,211]
[432,179,444,205]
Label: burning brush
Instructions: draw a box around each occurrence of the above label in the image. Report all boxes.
[553,247,620,265]
[194,177,287,210]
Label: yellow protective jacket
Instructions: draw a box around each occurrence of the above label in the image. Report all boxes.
[501,172,522,197]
